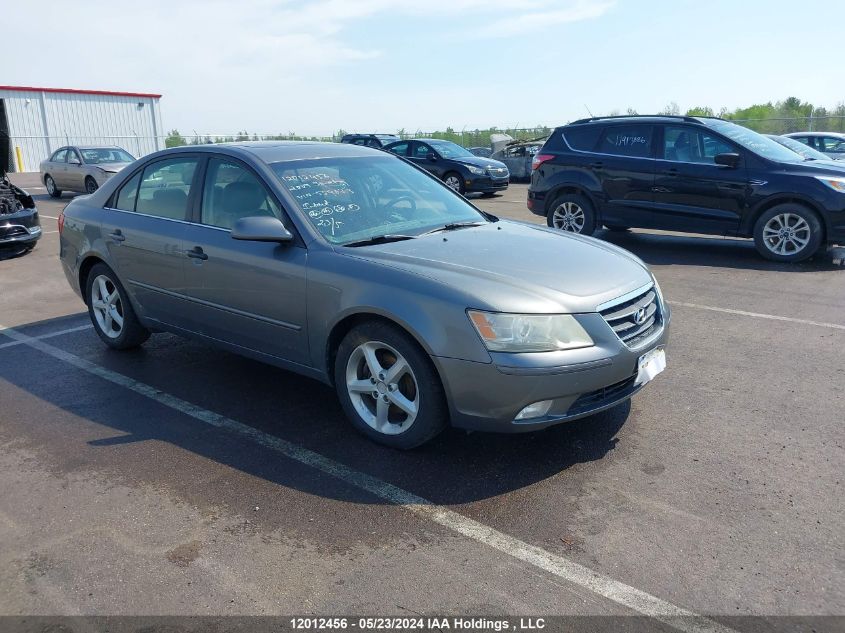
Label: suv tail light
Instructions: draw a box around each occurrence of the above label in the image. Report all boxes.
[57,210,65,235]
[532,153,555,171]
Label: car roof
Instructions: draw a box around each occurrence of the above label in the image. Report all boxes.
[160,140,386,163]
[784,131,845,138]
[562,115,716,128]
[74,145,125,149]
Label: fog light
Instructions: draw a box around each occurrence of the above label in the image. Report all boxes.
[514,400,553,421]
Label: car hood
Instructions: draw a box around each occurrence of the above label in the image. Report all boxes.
[450,156,509,171]
[342,221,652,313]
[92,162,132,173]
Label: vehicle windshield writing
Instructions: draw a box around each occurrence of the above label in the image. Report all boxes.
[80,148,135,164]
[272,156,487,244]
[428,141,473,159]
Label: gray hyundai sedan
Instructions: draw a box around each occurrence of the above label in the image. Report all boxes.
[58,142,669,448]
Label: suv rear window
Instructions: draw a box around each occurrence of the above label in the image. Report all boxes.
[598,125,654,158]
[561,126,603,151]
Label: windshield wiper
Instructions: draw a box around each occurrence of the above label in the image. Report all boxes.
[343,234,417,247]
[419,221,487,236]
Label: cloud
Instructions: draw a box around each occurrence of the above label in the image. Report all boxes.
[473,0,615,38]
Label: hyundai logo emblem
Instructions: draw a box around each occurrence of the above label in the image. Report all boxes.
[634,307,648,325]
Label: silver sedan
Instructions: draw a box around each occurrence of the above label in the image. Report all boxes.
[40,145,135,197]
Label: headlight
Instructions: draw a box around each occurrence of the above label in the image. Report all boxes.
[652,276,665,309]
[815,176,845,193]
[467,311,593,352]
[467,165,486,175]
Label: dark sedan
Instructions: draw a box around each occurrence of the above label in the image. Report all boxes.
[0,172,41,254]
[384,139,509,195]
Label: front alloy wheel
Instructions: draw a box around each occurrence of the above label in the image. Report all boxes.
[761,213,811,257]
[444,173,464,194]
[345,341,418,435]
[85,177,99,194]
[753,203,822,262]
[551,201,586,233]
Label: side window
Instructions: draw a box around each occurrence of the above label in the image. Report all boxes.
[67,149,81,164]
[663,126,735,163]
[114,171,142,211]
[412,143,432,159]
[563,126,603,151]
[135,157,198,220]
[598,125,653,158]
[387,142,408,156]
[201,158,281,230]
[351,138,368,146]
[822,137,845,153]
[52,149,68,162]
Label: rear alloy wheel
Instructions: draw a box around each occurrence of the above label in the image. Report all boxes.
[753,204,822,262]
[335,321,447,449]
[45,175,62,198]
[547,193,596,235]
[443,172,465,195]
[85,177,99,194]
[86,263,150,349]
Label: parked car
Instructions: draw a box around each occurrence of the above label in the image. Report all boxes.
[766,134,836,163]
[40,146,135,197]
[339,134,400,149]
[384,138,509,195]
[492,140,545,181]
[528,115,845,262]
[783,132,845,160]
[58,141,668,448]
[468,147,493,158]
[0,172,41,254]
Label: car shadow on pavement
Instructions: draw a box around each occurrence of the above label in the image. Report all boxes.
[1,313,630,507]
[596,229,844,272]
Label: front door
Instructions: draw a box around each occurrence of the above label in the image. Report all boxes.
[650,125,747,235]
[409,141,444,178]
[101,156,200,326]
[590,123,656,228]
[181,156,309,365]
[66,148,85,191]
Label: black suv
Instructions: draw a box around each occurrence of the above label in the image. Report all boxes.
[384,138,509,195]
[340,134,400,149]
[528,115,845,262]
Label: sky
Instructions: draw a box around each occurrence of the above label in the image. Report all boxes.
[6,0,844,137]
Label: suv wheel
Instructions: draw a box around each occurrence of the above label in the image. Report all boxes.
[753,204,823,262]
[335,321,447,449]
[86,263,151,349]
[547,193,596,235]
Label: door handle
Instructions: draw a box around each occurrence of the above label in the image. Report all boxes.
[589,161,604,169]
[108,230,126,242]
[664,168,679,176]
[186,246,208,261]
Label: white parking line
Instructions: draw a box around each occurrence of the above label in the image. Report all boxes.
[670,301,845,331]
[0,322,735,633]
[0,324,92,350]
[38,215,59,220]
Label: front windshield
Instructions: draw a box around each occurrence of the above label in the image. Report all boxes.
[704,120,803,162]
[767,135,829,161]
[427,141,473,159]
[271,155,487,245]
[80,148,135,164]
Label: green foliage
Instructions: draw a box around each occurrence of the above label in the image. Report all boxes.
[164,129,187,148]
[684,97,845,133]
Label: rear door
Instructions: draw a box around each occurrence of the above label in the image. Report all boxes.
[180,155,309,365]
[48,148,69,187]
[590,123,656,227]
[101,156,200,326]
[650,125,747,234]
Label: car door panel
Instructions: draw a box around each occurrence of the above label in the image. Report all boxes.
[66,149,85,191]
[651,126,747,234]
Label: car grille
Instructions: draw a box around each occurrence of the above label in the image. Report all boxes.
[567,374,638,417]
[599,285,662,348]
[487,167,508,178]
[1,225,29,239]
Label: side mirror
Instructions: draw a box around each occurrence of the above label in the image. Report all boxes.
[68,158,81,165]
[231,216,293,243]
[714,153,740,168]
[427,153,438,162]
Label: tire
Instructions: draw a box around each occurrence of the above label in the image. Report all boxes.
[84,176,99,194]
[753,203,823,263]
[480,192,496,198]
[546,193,597,235]
[45,175,62,198]
[604,224,630,232]
[334,321,448,449]
[85,263,150,349]
[443,172,465,195]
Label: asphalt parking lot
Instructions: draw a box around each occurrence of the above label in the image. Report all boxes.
[1,174,843,630]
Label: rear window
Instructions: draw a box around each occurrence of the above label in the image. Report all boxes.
[561,126,603,152]
[598,125,654,158]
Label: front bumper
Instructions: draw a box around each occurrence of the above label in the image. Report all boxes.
[433,308,670,433]
[0,209,42,246]
[466,175,509,193]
